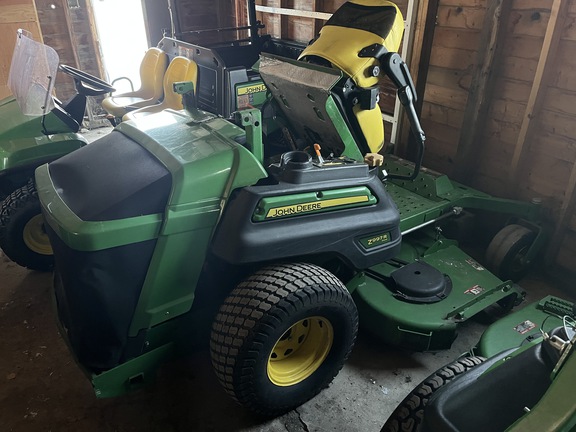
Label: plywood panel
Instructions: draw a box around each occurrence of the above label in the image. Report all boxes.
[429,45,476,70]
[433,27,481,49]
[560,13,576,41]
[543,87,576,116]
[436,5,485,30]
[421,101,465,128]
[0,0,42,99]
[550,40,576,90]
[424,83,469,110]
[427,65,472,91]
[0,3,37,23]
[500,56,538,82]
[507,10,551,37]
[512,0,554,10]
[489,99,527,123]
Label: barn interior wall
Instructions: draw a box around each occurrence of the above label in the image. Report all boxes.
[416,0,576,278]
[0,0,43,99]
[35,0,103,101]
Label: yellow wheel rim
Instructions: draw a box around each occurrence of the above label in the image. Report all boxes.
[267,316,334,387]
[23,214,53,255]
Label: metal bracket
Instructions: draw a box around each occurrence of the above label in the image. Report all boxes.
[173,81,205,122]
[236,108,264,164]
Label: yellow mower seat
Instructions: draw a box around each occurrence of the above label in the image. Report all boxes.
[298,0,404,154]
[123,56,198,121]
[101,47,168,118]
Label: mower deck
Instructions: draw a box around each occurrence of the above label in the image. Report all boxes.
[350,236,522,351]
[384,156,541,234]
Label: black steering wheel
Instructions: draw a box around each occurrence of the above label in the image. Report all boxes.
[59,64,115,96]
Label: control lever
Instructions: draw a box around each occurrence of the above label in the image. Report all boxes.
[359,44,426,181]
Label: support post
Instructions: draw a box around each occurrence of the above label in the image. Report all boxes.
[451,0,512,183]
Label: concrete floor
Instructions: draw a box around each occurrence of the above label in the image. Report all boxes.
[0,251,570,432]
[0,126,573,431]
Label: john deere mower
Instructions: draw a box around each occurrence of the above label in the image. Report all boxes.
[37,0,546,416]
[382,295,576,432]
[0,30,114,271]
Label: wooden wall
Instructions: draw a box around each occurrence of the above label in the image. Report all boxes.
[0,0,43,99]
[35,0,103,102]
[407,0,576,277]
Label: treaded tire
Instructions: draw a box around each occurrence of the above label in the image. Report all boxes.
[210,262,358,416]
[381,356,486,432]
[485,224,536,282]
[0,181,53,271]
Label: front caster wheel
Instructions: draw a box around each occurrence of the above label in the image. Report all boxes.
[210,262,358,416]
[0,182,53,271]
[485,224,536,282]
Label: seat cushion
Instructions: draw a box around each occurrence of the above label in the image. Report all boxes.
[101,95,158,117]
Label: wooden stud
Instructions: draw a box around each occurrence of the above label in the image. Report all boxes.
[60,0,80,69]
[503,0,571,268]
[509,0,569,190]
[313,0,324,36]
[451,0,512,183]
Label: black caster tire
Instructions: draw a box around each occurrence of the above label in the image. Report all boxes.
[485,224,536,282]
[381,356,486,432]
[210,262,358,416]
[0,182,54,271]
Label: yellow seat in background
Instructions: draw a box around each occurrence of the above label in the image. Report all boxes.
[123,56,198,122]
[101,47,168,118]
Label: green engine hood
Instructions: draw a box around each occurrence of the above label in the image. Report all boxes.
[37,109,267,251]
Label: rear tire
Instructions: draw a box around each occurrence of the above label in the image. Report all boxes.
[0,182,53,271]
[381,356,486,432]
[210,262,358,416]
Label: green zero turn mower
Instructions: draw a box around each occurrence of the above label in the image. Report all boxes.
[37,0,547,416]
[382,295,576,432]
[0,30,114,271]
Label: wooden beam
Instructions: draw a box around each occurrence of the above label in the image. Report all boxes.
[451,0,512,183]
[255,5,332,20]
[0,3,37,24]
[313,0,323,36]
[61,0,81,69]
[278,1,288,40]
[509,0,569,192]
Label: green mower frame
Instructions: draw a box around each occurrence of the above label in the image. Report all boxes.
[0,30,114,271]
[382,295,576,432]
[37,0,549,416]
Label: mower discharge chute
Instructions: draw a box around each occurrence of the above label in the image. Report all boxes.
[37,0,544,416]
[0,30,114,271]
